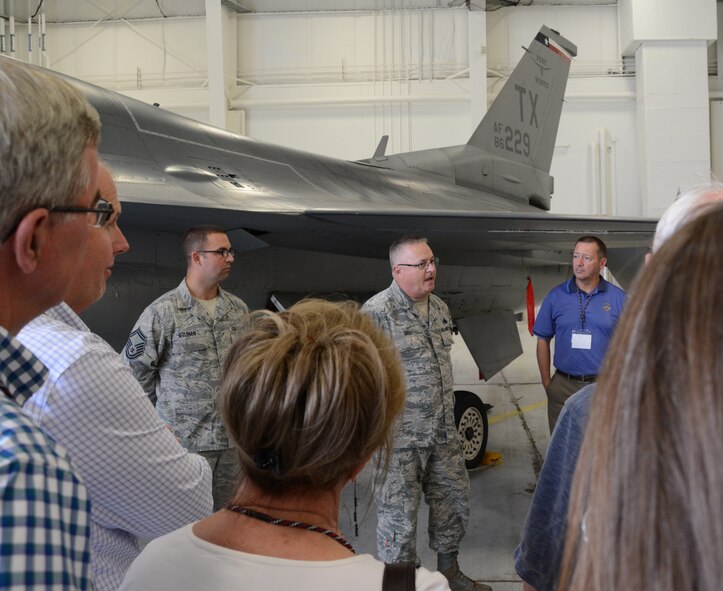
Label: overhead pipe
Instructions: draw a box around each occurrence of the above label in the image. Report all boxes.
[229,94,470,109]
[227,89,635,110]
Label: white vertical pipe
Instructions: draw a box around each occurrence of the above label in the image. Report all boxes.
[397,5,402,152]
[430,9,434,80]
[406,5,412,151]
[588,141,600,215]
[9,16,15,57]
[40,12,47,67]
[27,0,32,64]
[597,129,608,216]
[608,134,618,216]
[382,6,387,146]
[205,0,229,129]
[373,10,378,146]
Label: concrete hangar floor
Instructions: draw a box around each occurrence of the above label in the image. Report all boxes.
[339,319,549,591]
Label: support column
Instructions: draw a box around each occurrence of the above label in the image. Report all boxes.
[619,0,716,217]
[468,7,487,131]
[205,0,238,130]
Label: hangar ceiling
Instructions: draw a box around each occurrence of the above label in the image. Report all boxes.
[1,0,617,23]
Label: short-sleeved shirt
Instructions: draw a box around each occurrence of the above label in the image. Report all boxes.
[533,277,626,376]
[513,383,596,591]
[119,524,450,591]
[362,281,456,449]
[122,279,250,453]
[0,325,93,590]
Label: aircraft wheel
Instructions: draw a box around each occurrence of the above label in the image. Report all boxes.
[454,390,489,470]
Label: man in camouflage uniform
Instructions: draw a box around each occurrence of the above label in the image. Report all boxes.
[363,235,491,591]
[123,225,249,511]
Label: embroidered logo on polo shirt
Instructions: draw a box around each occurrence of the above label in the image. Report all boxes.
[124,329,147,359]
[602,303,612,312]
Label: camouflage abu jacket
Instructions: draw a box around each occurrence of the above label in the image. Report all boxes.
[362,280,456,448]
[122,279,250,452]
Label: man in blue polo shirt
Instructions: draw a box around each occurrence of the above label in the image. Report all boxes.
[533,236,625,432]
[515,186,723,591]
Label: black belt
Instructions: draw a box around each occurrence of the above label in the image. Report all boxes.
[555,370,597,383]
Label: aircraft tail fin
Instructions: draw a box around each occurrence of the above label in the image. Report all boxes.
[468,26,576,173]
[355,26,576,210]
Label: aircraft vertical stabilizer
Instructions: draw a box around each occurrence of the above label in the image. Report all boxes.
[469,26,576,172]
[463,26,577,209]
[361,26,577,211]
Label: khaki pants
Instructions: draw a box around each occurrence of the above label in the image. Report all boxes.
[545,372,588,433]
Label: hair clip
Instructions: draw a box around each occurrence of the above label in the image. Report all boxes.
[254,448,282,477]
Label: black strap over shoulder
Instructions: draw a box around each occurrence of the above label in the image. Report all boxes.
[382,562,416,591]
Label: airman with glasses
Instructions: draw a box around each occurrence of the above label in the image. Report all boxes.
[123,225,250,511]
[363,235,492,591]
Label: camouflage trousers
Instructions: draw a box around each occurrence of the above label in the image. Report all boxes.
[199,448,241,512]
[376,442,470,563]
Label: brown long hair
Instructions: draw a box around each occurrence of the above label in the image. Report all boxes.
[559,205,723,591]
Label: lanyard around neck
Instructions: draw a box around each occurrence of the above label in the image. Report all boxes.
[577,287,595,329]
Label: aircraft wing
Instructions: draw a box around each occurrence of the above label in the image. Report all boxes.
[119,199,653,283]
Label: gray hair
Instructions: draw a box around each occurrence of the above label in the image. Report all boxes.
[389,234,428,268]
[0,58,100,240]
[652,182,723,252]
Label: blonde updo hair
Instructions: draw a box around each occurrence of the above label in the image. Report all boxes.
[221,299,405,493]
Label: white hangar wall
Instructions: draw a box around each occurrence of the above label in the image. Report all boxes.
[232,8,475,159]
[19,3,717,217]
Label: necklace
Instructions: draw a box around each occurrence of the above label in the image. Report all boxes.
[224,504,356,554]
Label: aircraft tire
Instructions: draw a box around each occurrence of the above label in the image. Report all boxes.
[454,390,489,470]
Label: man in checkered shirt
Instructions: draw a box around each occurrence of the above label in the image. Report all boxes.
[0,58,101,588]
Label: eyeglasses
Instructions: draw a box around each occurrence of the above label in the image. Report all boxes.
[397,256,439,270]
[50,199,115,228]
[199,248,236,259]
[0,199,115,243]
